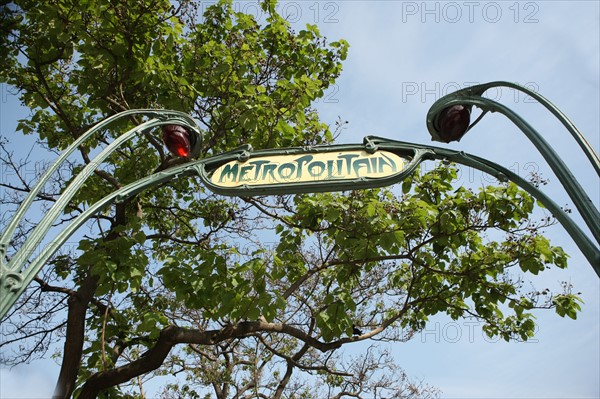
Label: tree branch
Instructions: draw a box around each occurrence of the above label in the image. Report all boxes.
[78,320,344,399]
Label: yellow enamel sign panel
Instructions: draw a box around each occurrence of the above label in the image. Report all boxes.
[209,150,405,188]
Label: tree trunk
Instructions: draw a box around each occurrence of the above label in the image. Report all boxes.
[53,272,99,399]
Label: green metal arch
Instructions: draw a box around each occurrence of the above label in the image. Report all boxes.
[2,110,599,320]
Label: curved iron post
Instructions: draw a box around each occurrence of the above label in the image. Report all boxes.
[426,86,600,245]
[0,110,202,319]
[428,81,600,176]
[0,109,197,254]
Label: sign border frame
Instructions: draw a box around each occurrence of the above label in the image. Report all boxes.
[196,140,429,196]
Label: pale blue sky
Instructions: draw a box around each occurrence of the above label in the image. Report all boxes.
[1,1,599,398]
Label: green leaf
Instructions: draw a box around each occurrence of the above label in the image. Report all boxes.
[402,179,412,194]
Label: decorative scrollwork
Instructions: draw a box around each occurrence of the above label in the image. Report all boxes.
[2,272,23,294]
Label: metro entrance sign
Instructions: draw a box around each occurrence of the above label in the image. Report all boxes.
[2,80,600,319]
[203,146,419,195]
[211,151,404,188]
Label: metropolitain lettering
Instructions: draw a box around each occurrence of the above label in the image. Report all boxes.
[210,151,405,188]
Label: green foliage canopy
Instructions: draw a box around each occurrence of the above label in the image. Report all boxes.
[0,0,581,398]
